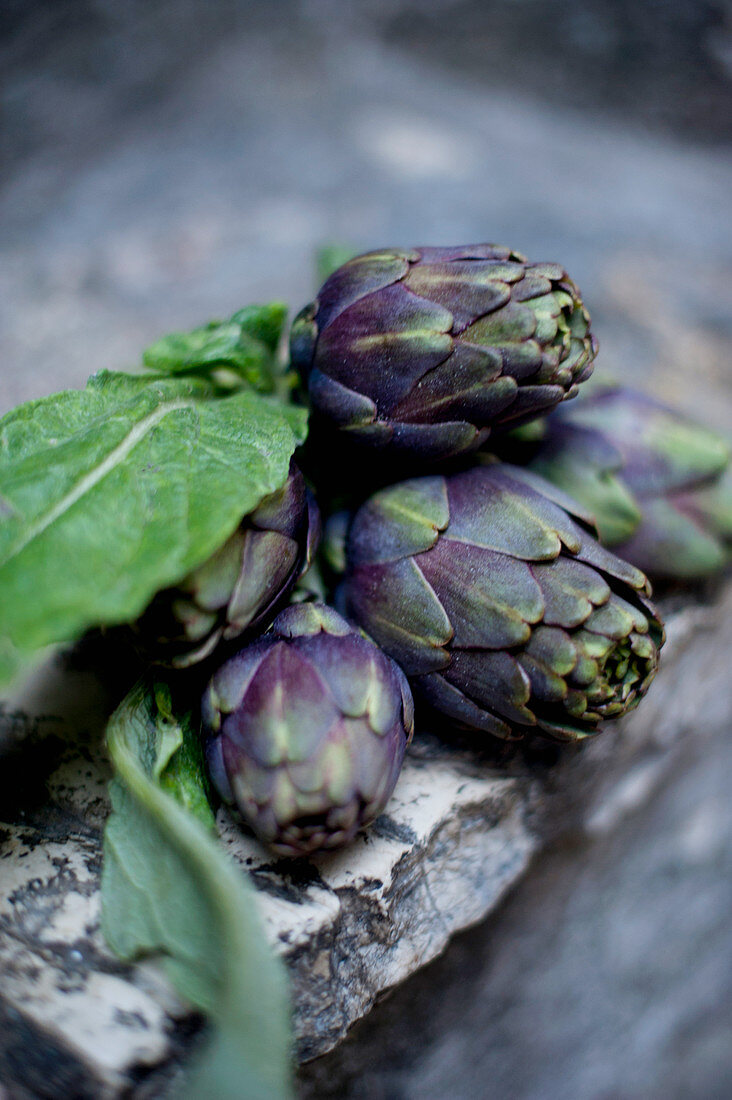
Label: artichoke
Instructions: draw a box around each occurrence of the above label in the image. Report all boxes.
[203,603,414,857]
[135,463,320,667]
[344,464,664,742]
[516,385,732,581]
[290,244,597,462]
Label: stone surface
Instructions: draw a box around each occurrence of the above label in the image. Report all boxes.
[299,633,732,1100]
[1,585,730,1094]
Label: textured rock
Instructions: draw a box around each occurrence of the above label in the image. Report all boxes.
[298,622,732,1100]
[1,584,730,1095]
[220,754,536,1062]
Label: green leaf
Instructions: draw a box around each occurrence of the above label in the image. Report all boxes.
[102,680,293,1100]
[315,244,357,285]
[143,304,289,391]
[0,371,307,683]
[231,303,288,353]
[156,685,216,829]
[151,682,184,780]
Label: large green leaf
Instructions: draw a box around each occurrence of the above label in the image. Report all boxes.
[102,680,293,1100]
[0,370,307,682]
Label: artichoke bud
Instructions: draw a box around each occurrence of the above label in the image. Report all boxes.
[524,385,732,580]
[202,604,414,857]
[344,463,665,743]
[291,244,597,463]
[135,463,320,667]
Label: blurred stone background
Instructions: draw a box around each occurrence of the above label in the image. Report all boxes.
[1,1,731,1097]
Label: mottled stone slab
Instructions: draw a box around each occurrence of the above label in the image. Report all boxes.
[1,583,729,1096]
[219,753,536,1062]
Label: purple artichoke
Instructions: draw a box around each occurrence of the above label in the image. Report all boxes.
[135,463,320,667]
[518,385,732,581]
[290,244,597,462]
[203,603,414,857]
[344,464,664,742]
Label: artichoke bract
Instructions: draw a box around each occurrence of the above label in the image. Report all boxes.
[135,463,320,667]
[344,464,664,742]
[203,603,414,857]
[290,244,597,462]
[521,385,732,581]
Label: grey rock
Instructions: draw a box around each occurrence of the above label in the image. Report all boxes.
[298,595,732,1100]
[1,585,730,1095]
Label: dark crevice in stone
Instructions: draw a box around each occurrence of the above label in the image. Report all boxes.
[0,1000,101,1100]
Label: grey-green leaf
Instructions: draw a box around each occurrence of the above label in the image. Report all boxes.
[102,680,293,1100]
[0,370,307,683]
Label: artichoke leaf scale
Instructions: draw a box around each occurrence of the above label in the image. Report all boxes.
[495,338,545,380]
[299,633,401,737]
[186,531,245,611]
[388,420,487,458]
[390,344,514,423]
[500,384,568,421]
[531,555,611,627]
[363,658,403,736]
[392,372,516,426]
[529,262,566,280]
[528,294,563,345]
[226,530,299,633]
[511,274,554,301]
[202,638,273,723]
[463,299,538,345]
[290,633,377,721]
[308,369,379,428]
[517,653,569,704]
[414,672,516,739]
[234,644,339,767]
[445,649,535,726]
[315,283,454,408]
[497,465,598,529]
[347,558,452,675]
[617,496,729,580]
[404,263,513,332]
[344,716,395,796]
[347,477,447,563]
[572,629,615,661]
[535,714,600,742]
[315,253,412,331]
[445,482,564,562]
[524,624,579,676]
[629,632,655,659]
[564,689,589,717]
[416,539,542,650]
[568,651,601,688]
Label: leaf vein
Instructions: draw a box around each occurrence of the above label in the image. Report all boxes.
[2,398,196,567]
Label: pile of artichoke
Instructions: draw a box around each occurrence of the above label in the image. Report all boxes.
[138,244,730,857]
